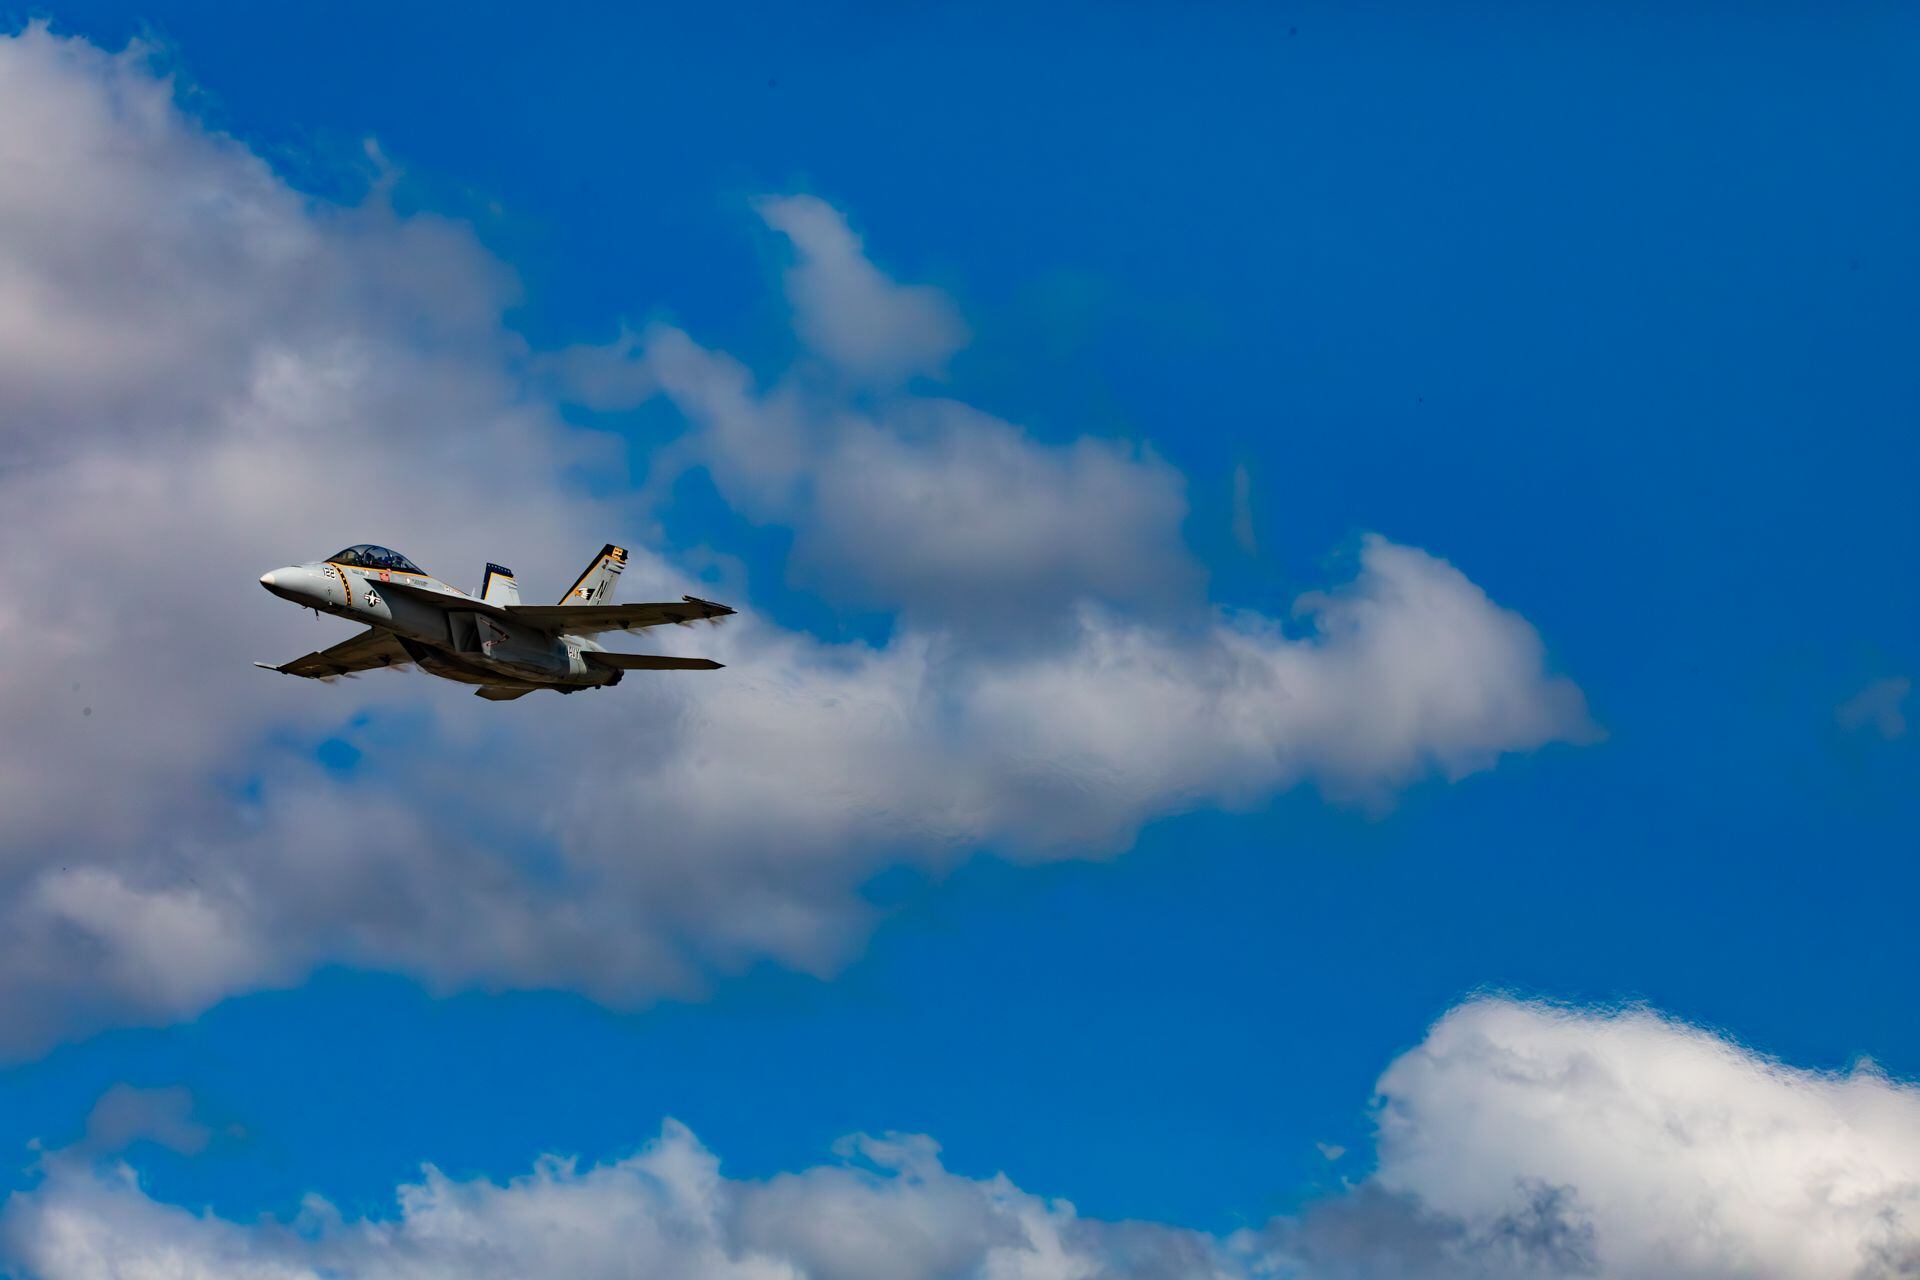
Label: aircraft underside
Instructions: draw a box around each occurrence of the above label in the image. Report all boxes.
[397,635,617,696]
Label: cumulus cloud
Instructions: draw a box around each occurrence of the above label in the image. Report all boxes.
[555,201,1193,627]
[0,24,1590,1053]
[1264,998,1920,1279]
[3,1119,1228,1280]
[6,1000,1915,1279]
[756,193,969,385]
[0,22,630,1048]
[0,28,511,445]
[635,324,1200,625]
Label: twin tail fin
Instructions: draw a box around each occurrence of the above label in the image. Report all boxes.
[480,563,521,606]
[559,544,627,604]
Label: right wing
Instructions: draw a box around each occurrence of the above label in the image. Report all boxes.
[508,595,735,636]
[255,627,411,679]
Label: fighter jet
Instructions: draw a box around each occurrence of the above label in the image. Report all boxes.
[257,543,732,700]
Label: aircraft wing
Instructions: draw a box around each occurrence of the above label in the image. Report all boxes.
[508,595,735,636]
[256,627,410,679]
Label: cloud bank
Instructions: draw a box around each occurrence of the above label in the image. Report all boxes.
[0,24,1590,1054]
[6,999,1915,1279]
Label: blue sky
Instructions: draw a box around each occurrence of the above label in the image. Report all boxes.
[0,5,1916,1276]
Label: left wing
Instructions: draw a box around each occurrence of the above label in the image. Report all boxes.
[256,627,410,679]
[508,595,734,636]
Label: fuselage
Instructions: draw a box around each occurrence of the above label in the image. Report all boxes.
[259,558,616,693]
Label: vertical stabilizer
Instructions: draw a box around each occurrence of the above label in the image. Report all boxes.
[559,544,627,604]
[480,563,521,607]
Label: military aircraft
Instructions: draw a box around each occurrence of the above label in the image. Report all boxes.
[257,543,732,700]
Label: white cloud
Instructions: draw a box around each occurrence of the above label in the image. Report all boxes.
[558,209,1197,627]
[0,24,1591,1054]
[1837,676,1909,741]
[0,23,641,1046]
[755,193,969,385]
[958,537,1593,822]
[1264,998,1920,1279]
[634,324,1200,626]
[0,26,511,446]
[7,1000,1915,1280]
[1,1120,1227,1280]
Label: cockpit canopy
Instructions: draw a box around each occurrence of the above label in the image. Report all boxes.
[327,544,424,574]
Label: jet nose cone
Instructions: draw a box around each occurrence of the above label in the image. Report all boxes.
[261,565,337,608]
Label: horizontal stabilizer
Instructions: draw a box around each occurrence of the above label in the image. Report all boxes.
[585,652,723,672]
